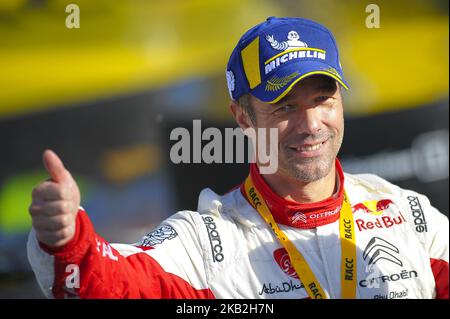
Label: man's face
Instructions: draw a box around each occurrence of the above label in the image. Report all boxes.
[250,75,344,182]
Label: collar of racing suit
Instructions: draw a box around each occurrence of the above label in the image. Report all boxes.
[240,159,345,229]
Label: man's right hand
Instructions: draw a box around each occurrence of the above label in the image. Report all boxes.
[29,150,81,248]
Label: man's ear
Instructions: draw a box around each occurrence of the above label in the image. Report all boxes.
[229,100,253,131]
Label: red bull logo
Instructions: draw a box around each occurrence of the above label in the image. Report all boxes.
[355,213,407,232]
[352,199,394,216]
[353,199,406,232]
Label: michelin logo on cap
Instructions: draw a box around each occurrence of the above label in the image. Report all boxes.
[264,30,327,75]
[265,30,308,51]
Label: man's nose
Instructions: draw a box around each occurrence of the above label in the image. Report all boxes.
[294,106,322,135]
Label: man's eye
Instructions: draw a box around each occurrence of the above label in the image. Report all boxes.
[275,105,295,113]
[315,96,331,103]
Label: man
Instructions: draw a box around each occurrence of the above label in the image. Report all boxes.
[27,17,448,299]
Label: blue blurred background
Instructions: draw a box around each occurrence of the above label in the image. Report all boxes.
[0,0,448,298]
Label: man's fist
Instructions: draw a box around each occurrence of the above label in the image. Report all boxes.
[29,150,81,248]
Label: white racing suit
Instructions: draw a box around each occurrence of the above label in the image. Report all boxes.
[27,170,449,299]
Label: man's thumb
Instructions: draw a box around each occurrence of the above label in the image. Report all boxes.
[42,149,71,183]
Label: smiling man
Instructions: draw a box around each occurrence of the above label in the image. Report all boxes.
[232,75,344,203]
[27,17,448,299]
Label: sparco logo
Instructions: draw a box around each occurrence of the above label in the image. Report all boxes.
[363,237,403,267]
[141,225,178,247]
[202,216,224,262]
[273,248,299,279]
[408,196,428,233]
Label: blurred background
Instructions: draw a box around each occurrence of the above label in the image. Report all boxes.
[0,0,448,298]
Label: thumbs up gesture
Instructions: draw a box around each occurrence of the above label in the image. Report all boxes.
[29,150,81,248]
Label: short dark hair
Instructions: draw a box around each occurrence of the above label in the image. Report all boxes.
[237,94,257,125]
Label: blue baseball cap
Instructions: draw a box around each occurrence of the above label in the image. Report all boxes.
[226,17,349,103]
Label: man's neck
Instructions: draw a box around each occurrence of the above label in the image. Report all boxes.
[259,165,337,203]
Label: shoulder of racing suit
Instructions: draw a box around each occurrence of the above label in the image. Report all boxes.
[132,187,268,291]
[344,172,449,250]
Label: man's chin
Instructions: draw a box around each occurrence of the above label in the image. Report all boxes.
[283,159,333,182]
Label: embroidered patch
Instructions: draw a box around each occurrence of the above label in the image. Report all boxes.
[265,71,299,91]
[140,225,178,247]
[226,69,235,98]
[323,67,341,79]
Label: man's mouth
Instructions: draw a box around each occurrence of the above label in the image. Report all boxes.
[288,140,328,157]
[293,142,324,151]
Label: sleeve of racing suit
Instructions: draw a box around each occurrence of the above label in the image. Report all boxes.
[410,194,450,299]
[27,208,214,299]
[426,206,449,299]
